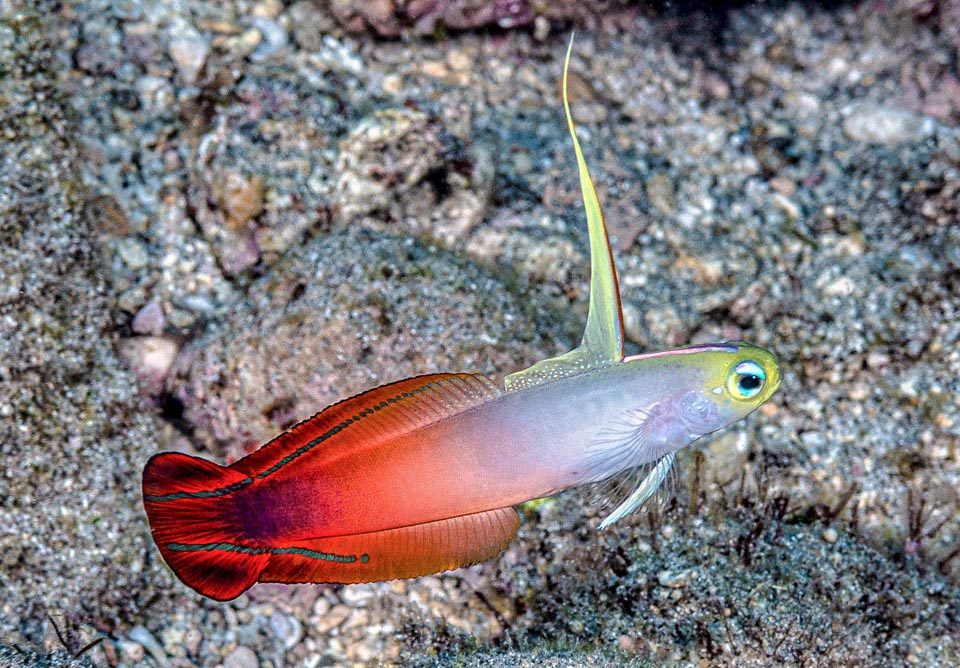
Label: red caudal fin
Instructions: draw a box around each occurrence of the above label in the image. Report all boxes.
[142,452,266,601]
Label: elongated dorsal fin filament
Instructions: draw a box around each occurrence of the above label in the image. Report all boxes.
[505,34,626,392]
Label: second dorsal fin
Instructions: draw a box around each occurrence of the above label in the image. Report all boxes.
[505,35,625,393]
[230,373,502,478]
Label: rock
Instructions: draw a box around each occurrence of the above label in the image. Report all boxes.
[223,645,259,668]
[332,104,491,247]
[184,628,203,655]
[166,308,197,329]
[842,103,935,145]
[340,583,376,607]
[118,639,146,664]
[645,173,676,216]
[312,596,332,617]
[128,625,172,668]
[446,48,472,73]
[160,625,186,654]
[269,613,303,650]
[116,237,149,270]
[334,109,441,221]
[117,336,179,396]
[248,16,288,62]
[313,604,351,634]
[168,32,209,86]
[214,170,265,230]
[132,300,166,335]
[657,569,690,588]
[705,431,751,485]
[287,1,335,51]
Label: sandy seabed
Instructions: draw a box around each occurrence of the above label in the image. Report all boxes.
[2,1,959,666]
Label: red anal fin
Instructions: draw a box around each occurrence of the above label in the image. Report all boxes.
[230,373,502,479]
[259,507,521,585]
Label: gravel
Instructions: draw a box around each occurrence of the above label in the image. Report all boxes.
[4,0,960,665]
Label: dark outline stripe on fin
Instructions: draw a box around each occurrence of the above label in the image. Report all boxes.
[166,542,367,564]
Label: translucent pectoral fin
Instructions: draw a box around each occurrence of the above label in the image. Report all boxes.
[598,452,675,530]
[505,35,624,393]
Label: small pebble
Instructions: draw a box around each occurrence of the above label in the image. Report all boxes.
[117,286,146,314]
[823,276,855,297]
[771,193,801,221]
[769,176,797,196]
[160,626,185,654]
[842,103,935,145]
[132,299,166,335]
[312,596,331,617]
[184,628,202,655]
[215,170,265,229]
[287,0,333,51]
[117,336,179,395]
[657,570,689,588]
[224,645,260,668]
[866,351,891,369]
[645,173,676,216]
[446,48,472,73]
[248,16,287,62]
[251,0,283,19]
[421,60,449,79]
[621,302,643,344]
[118,639,145,664]
[230,28,262,59]
[381,73,402,95]
[823,528,839,544]
[313,604,351,634]
[269,612,303,650]
[848,382,870,401]
[348,642,376,663]
[702,71,731,100]
[128,625,172,668]
[340,583,376,607]
[116,237,149,270]
[168,33,209,86]
[167,308,197,329]
[533,14,550,41]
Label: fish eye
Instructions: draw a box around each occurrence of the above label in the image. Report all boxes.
[727,361,766,400]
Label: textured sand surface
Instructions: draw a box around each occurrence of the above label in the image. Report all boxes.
[2,1,959,665]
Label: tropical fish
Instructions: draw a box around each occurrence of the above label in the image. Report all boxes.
[142,37,781,601]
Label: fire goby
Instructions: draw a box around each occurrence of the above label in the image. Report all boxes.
[142,37,781,601]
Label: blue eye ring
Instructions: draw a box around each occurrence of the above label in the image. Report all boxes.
[728,360,766,400]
